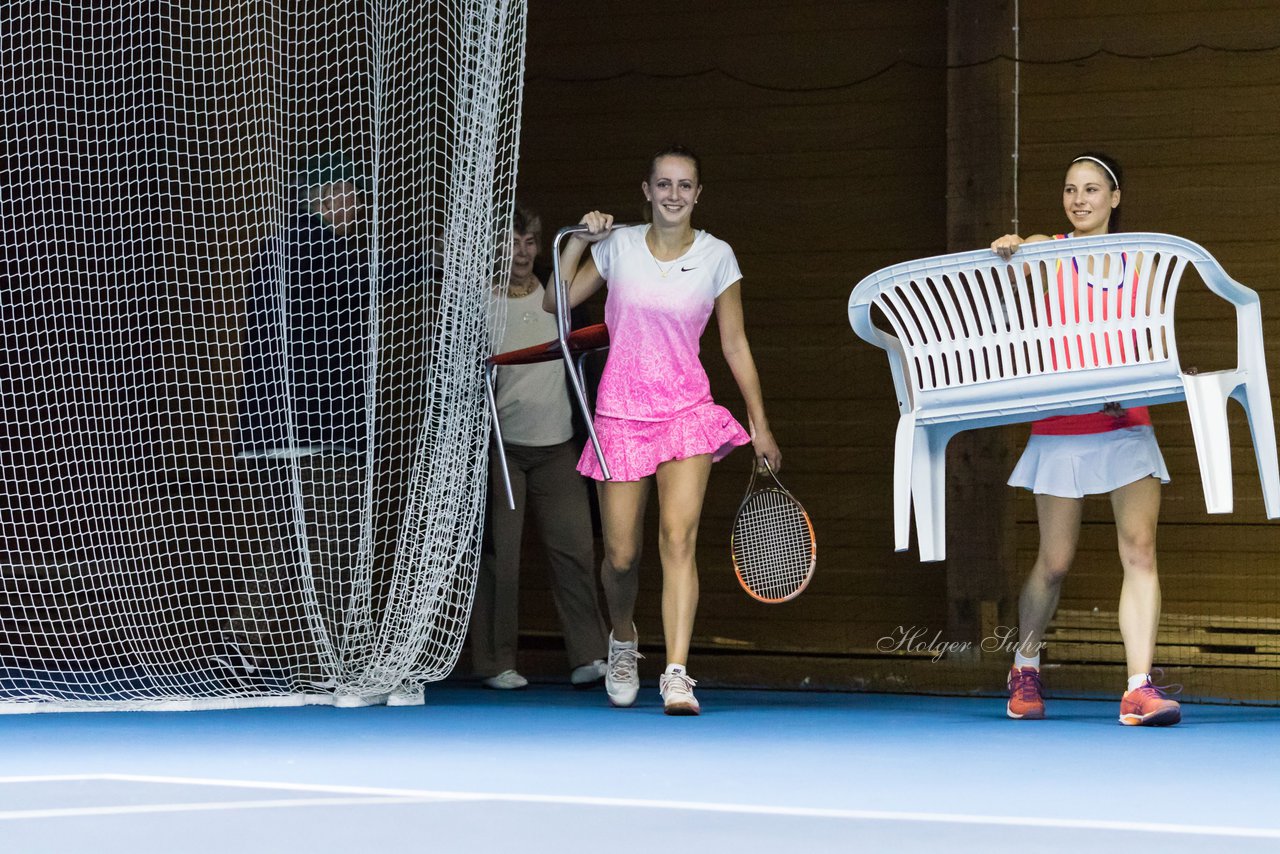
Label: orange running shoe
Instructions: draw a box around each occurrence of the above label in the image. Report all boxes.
[1006,666,1045,720]
[1119,679,1181,726]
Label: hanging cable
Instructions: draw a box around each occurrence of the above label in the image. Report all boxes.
[1011,0,1021,234]
[528,41,1280,93]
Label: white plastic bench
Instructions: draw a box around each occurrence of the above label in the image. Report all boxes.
[848,232,1279,562]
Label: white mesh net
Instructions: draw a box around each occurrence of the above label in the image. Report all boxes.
[0,0,526,711]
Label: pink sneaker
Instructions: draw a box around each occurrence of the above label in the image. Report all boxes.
[1006,666,1045,720]
[1119,678,1181,726]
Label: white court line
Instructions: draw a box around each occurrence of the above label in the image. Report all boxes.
[0,797,435,821]
[1,773,1277,841]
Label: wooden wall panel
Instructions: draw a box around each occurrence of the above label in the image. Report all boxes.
[1010,0,1280,624]
[998,1,1280,699]
[506,0,1280,699]
[509,0,948,667]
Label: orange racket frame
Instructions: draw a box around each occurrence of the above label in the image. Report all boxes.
[729,459,817,604]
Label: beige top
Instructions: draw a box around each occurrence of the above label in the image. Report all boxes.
[493,284,573,446]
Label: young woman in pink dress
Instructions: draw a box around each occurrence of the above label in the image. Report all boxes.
[547,145,781,715]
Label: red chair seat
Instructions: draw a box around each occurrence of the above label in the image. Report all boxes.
[487,323,609,366]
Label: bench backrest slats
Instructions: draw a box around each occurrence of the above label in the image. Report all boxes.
[850,237,1218,411]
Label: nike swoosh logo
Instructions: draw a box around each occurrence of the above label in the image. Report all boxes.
[681,266,697,272]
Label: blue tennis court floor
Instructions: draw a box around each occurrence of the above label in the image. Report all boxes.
[2,683,1279,852]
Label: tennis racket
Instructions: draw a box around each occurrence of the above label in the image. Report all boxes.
[730,459,816,603]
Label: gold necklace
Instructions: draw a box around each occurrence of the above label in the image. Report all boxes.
[507,274,540,297]
[646,231,694,279]
[652,257,676,279]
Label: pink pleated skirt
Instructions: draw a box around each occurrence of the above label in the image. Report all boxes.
[576,403,751,482]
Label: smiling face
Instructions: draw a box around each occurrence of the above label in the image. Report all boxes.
[1062,161,1120,237]
[643,155,702,227]
[511,229,539,281]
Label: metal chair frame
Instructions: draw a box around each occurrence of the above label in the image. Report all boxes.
[485,223,635,509]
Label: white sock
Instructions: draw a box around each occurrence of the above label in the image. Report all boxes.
[1127,673,1149,692]
[1014,651,1040,671]
[664,663,686,677]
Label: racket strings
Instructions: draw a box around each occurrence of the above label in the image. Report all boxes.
[731,489,814,601]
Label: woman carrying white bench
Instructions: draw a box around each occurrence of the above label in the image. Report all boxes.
[990,151,1182,727]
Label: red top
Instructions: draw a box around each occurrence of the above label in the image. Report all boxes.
[1030,234,1151,436]
[1031,407,1151,435]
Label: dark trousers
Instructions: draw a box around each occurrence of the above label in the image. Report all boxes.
[469,441,607,676]
[227,451,363,685]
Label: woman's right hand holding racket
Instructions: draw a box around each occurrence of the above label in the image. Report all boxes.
[749,417,782,474]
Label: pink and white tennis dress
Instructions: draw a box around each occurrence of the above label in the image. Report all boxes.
[576,225,751,482]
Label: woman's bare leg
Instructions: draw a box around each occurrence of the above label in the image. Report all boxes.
[1110,476,1162,676]
[1018,494,1085,658]
[653,454,713,666]
[596,478,650,642]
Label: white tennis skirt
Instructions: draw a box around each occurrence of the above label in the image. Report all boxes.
[1008,425,1170,498]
